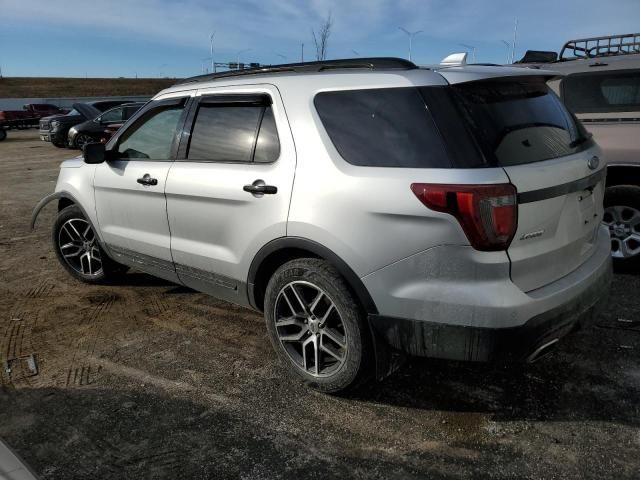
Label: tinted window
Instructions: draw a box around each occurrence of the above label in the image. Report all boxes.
[187,104,280,162]
[314,88,450,168]
[100,107,124,123]
[117,104,184,159]
[450,78,592,166]
[254,107,280,163]
[124,105,142,119]
[562,70,640,113]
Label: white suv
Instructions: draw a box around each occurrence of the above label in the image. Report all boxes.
[32,58,612,393]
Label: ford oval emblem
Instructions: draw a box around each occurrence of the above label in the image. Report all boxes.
[587,156,600,170]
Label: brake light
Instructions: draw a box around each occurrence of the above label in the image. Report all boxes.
[410,183,517,251]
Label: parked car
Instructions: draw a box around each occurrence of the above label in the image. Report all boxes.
[516,33,640,271]
[0,104,67,141]
[39,100,130,148]
[32,58,612,393]
[67,102,146,149]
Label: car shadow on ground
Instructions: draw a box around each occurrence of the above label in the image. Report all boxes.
[2,386,521,479]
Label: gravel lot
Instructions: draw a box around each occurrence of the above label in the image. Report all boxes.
[1,130,639,479]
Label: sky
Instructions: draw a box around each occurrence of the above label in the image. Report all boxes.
[0,0,638,78]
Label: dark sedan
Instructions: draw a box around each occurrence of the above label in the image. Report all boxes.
[39,100,135,148]
[67,102,145,149]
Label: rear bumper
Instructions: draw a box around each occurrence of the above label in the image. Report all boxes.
[366,225,612,362]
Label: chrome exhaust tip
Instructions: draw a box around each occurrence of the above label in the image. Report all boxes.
[526,338,559,363]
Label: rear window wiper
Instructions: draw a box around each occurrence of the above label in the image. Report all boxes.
[569,132,593,148]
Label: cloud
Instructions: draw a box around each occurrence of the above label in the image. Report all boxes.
[1,0,638,61]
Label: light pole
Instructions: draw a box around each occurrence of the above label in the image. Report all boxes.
[511,17,518,64]
[458,43,476,63]
[237,48,251,67]
[399,27,423,62]
[209,32,216,73]
[301,43,304,62]
[501,40,511,64]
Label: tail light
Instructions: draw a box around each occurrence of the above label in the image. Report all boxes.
[410,183,517,251]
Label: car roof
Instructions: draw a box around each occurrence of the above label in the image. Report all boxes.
[156,57,560,99]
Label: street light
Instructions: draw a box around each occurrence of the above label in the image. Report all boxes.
[458,43,476,63]
[237,48,252,67]
[398,27,423,62]
[210,32,216,73]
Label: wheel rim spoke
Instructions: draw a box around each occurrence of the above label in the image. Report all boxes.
[58,218,103,276]
[274,281,348,378]
[605,205,640,259]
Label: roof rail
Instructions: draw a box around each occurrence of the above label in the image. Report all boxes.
[559,33,640,61]
[175,57,417,85]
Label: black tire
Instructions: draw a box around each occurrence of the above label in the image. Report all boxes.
[73,134,95,150]
[53,205,128,284]
[264,258,372,393]
[604,185,640,273]
[0,129,6,142]
[52,140,67,148]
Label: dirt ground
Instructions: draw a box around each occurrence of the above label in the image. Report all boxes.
[1,130,639,479]
[0,77,176,99]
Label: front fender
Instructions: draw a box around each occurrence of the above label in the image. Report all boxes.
[30,192,68,230]
[31,191,111,257]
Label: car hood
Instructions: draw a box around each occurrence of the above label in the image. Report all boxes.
[72,103,101,120]
[60,156,84,168]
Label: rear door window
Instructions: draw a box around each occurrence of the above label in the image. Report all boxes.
[561,69,640,113]
[314,88,451,168]
[447,78,592,166]
[186,100,280,163]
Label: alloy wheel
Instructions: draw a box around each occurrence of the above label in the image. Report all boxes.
[273,281,348,378]
[58,218,103,276]
[603,205,640,259]
[75,134,94,149]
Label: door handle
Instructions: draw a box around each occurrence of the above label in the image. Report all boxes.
[243,179,277,196]
[137,173,158,186]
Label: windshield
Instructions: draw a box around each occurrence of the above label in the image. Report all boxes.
[444,78,593,166]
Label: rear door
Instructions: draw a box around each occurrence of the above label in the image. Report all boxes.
[440,74,605,291]
[165,85,295,305]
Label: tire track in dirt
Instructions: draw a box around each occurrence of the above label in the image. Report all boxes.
[65,294,117,387]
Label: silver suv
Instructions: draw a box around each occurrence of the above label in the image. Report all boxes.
[32,58,612,393]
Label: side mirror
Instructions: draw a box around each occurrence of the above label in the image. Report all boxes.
[83,142,106,164]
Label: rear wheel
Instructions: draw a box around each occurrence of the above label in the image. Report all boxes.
[603,185,640,272]
[53,205,128,284]
[52,140,67,148]
[0,129,6,141]
[264,258,372,393]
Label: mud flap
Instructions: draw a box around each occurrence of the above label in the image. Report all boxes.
[367,316,406,381]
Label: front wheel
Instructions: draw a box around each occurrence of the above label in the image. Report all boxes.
[0,129,6,141]
[603,185,640,273]
[53,205,128,284]
[264,258,372,393]
[73,133,94,149]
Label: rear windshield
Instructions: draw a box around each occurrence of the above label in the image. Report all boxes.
[314,79,592,169]
[444,78,593,166]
